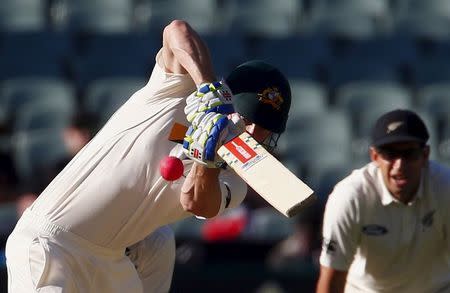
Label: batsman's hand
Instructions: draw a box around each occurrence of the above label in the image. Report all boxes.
[184,80,234,123]
[183,112,232,168]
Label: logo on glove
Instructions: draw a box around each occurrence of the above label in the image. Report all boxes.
[221,89,232,101]
[193,149,201,159]
[257,87,284,110]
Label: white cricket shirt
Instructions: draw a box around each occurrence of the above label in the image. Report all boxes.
[320,161,450,293]
[28,50,247,250]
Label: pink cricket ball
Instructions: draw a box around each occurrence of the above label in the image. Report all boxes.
[159,156,184,181]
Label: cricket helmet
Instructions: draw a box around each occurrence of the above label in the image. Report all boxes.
[226,60,291,133]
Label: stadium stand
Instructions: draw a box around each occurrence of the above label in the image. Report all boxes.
[50,0,134,34]
[412,109,440,161]
[310,0,392,21]
[309,11,381,40]
[241,207,296,242]
[70,32,159,91]
[13,101,74,133]
[250,35,331,80]
[1,1,450,291]
[402,0,450,18]
[139,0,225,34]
[0,31,73,80]
[416,83,450,128]
[439,119,450,164]
[289,79,329,117]
[395,13,450,42]
[334,81,413,163]
[83,77,147,124]
[334,81,412,129]
[12,129,69,184]
[227,0,302,37]
[201,33,249,78]
[0,0,46,32]
[279,109,353,180]
[0,77,76,129]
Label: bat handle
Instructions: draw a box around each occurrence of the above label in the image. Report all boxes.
[224,114,246,143]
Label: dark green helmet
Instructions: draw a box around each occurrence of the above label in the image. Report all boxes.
[226,60,291,133]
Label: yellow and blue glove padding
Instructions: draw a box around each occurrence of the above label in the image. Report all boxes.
[184,80,234,123]
[183,111,230,168]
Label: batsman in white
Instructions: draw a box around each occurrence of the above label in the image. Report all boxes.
[5,20,292,292]
[316,109,450,293]
[126,225,176,292]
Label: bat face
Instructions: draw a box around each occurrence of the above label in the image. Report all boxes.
[169,123,315,217]
[218,132,315,217]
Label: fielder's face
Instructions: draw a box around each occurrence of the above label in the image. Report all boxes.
[370,142,430,204]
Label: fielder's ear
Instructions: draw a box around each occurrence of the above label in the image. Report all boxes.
[369,147,379,165]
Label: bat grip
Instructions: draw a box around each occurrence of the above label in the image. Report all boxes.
[224,114,246,143]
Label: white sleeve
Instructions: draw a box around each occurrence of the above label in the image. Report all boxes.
[194,168,247,220]
[126,226,176,293]
[217,169,248,215]
[319,184,360,271]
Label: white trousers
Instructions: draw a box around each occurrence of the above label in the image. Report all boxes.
[127,225,176,293]
[6,209,143,293]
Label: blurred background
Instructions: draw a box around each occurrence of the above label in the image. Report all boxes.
[1,0,450,292]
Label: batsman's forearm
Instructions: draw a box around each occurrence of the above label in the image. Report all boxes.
[180,162,222,218]
[162,20,216,85]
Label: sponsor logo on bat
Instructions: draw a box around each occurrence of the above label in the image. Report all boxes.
[224,137,257,164]
[241,153,266,171]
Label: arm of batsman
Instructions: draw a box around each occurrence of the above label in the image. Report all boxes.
[184,80,234,123]
[183,112,235,168]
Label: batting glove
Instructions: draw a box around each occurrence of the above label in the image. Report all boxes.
[184,80,234,123]
[183,111,232,168]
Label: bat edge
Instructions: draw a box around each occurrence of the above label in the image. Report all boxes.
[285,192,317,218]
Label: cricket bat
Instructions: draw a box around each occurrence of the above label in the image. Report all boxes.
[169,123,315,217]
